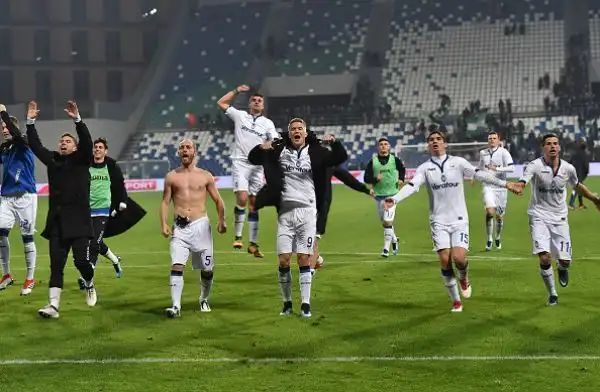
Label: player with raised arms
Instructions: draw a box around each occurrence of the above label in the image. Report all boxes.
[217,85,279,258]
[384,128,522,312]
[0,104,38,295]
[517,134,600,305]
[477,131,514,251]
[160,139,226,318]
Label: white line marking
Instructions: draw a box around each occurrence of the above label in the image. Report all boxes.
[1,355,600,366]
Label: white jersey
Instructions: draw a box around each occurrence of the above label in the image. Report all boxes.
[279,145,316,209]
[225,106,279,160]
[519,158,579,224]
[410,155,477,225]
[478,146,514,190]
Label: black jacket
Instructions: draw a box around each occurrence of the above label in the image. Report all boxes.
[26,120,94,240]
[363,154,406,185]
[102,156,147,238]
[249,131,348,214]
[569,148,589,180]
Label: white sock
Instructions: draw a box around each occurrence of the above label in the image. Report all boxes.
[496,218,504,240]
[24,241,36,280]
[278,266,292,302]
[248,211,259,244]
[103,248,119,264]
[170,273,184,309]
[234,206,246,238]
[49,287,61,309]
[383,227,394,251]
[0,236,10,275]
[200,272,213,301]
[540,264,558,296]
[391,227,398,243]
[486,216,493,242]
[299,267,312,304]
[441,269,460,302]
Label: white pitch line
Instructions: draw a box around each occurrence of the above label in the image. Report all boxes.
[1,355,600,366]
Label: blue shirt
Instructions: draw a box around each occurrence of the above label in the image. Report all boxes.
[0,140,36,196]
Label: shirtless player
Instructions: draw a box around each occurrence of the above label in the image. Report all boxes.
[160,139,226,318]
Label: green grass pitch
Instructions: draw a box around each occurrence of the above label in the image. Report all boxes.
[1,180,600,391]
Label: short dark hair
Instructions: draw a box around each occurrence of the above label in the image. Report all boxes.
[542,133,559,144]
[94,137,108,149]
[378,137,390,144]
[288,117,306,129]
[249,92,264,99]
[426,124,445,142]
[488,130,499,137]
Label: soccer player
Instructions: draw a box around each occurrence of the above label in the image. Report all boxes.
[568,140,589,210]
[160,139,226,318]
[384,129,521,312]
[217,85,279,258]
[76,137,130,290]
[26,101,97,319]
[248,118,348,318]
[0,105,37,295]
[364,137,406,257]
[312,166,373,272]
[517,134,600,305]
[477,131,514,251]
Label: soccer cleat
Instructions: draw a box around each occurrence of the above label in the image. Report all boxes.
[459,279,472,299]
[85,285,97,307]
[20,279,35,296]
[547,295,558,306]
[200,300,211,312]
[495,239,502,250]
[113,256,123,278]
[279,301,293,316]
[381,249,389,258]
[0,274,15,290]
[392,241,398,255]
[77,276,86,290]
[485,241,492,251]
[315,255,324,269]
[247,242,264,258]
[558,268,569,288]
[579,204,587,210]
[233,237,243,250]
[38,304,59,319]
[165,306,181,318]
[300,302,312,318]
[451,300,463,312]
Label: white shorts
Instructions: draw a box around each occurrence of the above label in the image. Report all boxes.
[277,206,317,255]
[529,217,572,261]
[170,217,214,271]
[231,158,264,196]
[483,188,508,215]
[375,198,397,223]
[0,193,37,236]
[431,221,470,251]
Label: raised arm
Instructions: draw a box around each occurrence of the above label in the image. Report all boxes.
[388,165,427,206]
[323,137,348,167]
[333,167,370,195]
[160,173,174,238]
[206,173,227,233]
[64,101,93,164]
[395,156,406,182]
[248,141,276,165]
[217,84,249,111]
[24,101,54,166]
[0,106,26,146]
[568,164,600,208]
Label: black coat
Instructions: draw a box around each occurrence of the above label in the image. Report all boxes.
[569,149,589,181]
[248,132,348,214]
[26,121,94,240]
[103,156,146,238]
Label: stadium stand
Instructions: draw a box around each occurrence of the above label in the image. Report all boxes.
[381,0,565,117]
[141,2,271,130]
[269,0,371,77]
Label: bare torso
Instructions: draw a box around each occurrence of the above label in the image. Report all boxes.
[169,167,211,221]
